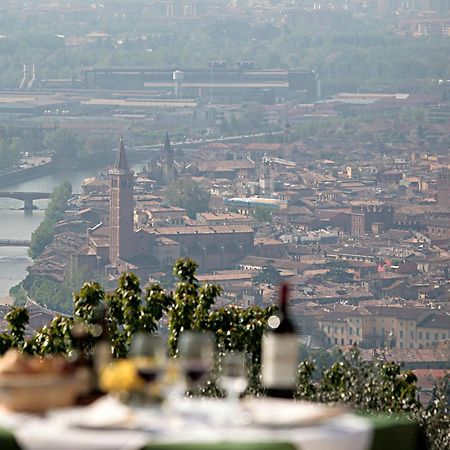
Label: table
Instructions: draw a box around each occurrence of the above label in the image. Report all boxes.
[0,397,425,450]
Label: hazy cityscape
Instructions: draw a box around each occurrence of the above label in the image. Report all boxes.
[0,1,448,449]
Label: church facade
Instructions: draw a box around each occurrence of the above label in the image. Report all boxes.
[75,137,255,280]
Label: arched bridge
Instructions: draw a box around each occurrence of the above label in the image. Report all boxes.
[0,191,51,210]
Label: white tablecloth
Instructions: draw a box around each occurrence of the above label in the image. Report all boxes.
[0,397,374,450]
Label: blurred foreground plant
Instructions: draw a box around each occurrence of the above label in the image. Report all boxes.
[0,258,447,449]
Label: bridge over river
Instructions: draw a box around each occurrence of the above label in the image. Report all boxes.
[0,191,51,210]
[0,239,31,247]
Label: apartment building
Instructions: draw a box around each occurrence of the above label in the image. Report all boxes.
[318,309,369,347]
[318,306,450,350]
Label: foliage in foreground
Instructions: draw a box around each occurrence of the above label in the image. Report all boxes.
[0,258,448,449]
[3,258,273,361]
[296,352,449,450]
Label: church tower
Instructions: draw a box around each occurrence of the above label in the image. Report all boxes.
[162,132,175,183]
[259,154,274,196]
[437,169,450,209]
[109,138,134,265]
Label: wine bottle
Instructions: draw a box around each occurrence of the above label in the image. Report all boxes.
[261,283,299,398]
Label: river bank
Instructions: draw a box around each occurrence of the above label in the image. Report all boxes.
[0,169,98,298]
[0,159,147,298]
[0,296,13,306]
[0,160,54,189]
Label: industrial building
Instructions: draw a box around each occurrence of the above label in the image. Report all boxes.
[40,64,320,104]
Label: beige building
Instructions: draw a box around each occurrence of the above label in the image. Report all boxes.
[136,204,186,227]
[318,309,369,347]
[318,306,450,350]
[196,212,256,228]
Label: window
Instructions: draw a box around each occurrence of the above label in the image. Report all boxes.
[334,326,337,333]
[335,338,338,345]
[410,343,413,348]
[426,332,430,340]
[419,332,423,339]
[435,333,439,341]
[443,333,447,339]
[341,327,344,334]
[410,331,414,339]
[328,338,331,344]
[349,328,353,335]
[341,339,344,345]
[400,330,403,338]
[349,339,353,345]
[356,328,360,336]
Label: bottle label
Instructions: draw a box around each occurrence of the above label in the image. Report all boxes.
[262,334,299,389]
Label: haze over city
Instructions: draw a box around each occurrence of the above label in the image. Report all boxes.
[0,2,448,449]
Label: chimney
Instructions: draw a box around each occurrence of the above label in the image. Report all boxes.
[27,65,36,90]
[19,65,28,90]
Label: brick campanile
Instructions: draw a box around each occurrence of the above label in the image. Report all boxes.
[109,138,134,265]
[437,170,450,209]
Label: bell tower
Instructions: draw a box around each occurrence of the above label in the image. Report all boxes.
[162,132,175,183]
[109,138,134,265]
[437,170,450,209]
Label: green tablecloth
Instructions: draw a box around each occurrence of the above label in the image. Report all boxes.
[366,413,426,450]
[0,427,22,450]
[141,414,425,450]
[141,443,297,450]
[0,412,426,450]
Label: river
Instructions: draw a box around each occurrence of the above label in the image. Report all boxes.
[0,169,99,299]
[0,160,150,300]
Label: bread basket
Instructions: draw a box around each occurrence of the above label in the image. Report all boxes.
[0,371,87,412]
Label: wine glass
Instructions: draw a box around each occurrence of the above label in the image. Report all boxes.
[219,352,248,401]
[130,333,166,385]
[178,331,214,395]
[218,352,249,425]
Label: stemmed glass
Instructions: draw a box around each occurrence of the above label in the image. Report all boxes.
[178,331,215,395]
[219,352,248,401]
[130,333,166,386]
[218,351,248,425]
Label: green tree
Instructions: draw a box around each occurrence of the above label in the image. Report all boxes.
[252,206,272,223]
[28,222,55,260]
[0,258,448,449]
[43,129,81,160]
[164,178,210,218]
[0,138,21,171]
[8,282,28,306]
[82,134,116,163]
[168,258,274,366]
[29,182,72,259]
[252,266,282,287]
[240,104,265,133]
[27,276,73,313]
